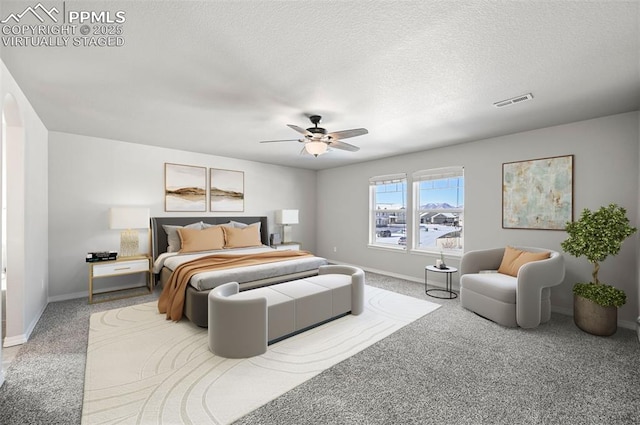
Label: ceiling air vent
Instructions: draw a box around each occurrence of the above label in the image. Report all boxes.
[493,93,533,108]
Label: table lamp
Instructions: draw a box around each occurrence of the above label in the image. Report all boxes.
[109,207,150,257]
[275,209,298,244]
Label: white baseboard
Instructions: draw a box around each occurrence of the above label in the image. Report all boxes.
[6,283,148,346]
[328,259,638,332]
[26,300,48,340]
[551,306,636,331]
[48,290,87,303]
[48,282,146,303]
[3,297,47,347]
[550,305,573,317]
[326,259,460,291]
[325,258,423,285]
[3,334,26,347]
[618,319,637,331]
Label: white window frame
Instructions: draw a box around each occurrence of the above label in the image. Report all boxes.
[368,173,407,250]
[412,166,464,255]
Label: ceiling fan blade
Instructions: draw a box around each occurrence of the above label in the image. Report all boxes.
[328,140,360,152]
[327,128,368,140]
[287,124,312,137]
[259,139,303,143]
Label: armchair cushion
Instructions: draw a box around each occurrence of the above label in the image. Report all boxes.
[461,272,517,304]
[498,246,550,277]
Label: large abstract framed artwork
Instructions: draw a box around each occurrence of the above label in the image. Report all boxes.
[502,155,573,230]
[164,163,207,212]
[210,168,244,212]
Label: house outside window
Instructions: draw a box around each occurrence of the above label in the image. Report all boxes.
[413,167,464,253]
[369,173,407,249]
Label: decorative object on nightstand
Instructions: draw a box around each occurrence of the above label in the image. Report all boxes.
[276,209,298,244]
[109,207,150,257]
[86,251,118,262]
[269,233,282,246]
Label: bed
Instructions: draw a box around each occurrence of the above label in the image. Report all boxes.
[150,216,328,326]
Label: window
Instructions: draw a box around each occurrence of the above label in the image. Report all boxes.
[413,167,464,253]
[369,173,407,249]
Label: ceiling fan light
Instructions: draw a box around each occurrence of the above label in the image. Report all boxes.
[305,141,328,157]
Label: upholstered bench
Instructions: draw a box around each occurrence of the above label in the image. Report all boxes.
[208,265,365,358]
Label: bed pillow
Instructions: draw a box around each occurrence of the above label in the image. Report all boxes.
[163,222,203,253]
[223,225,262,248]
[202,221,234,229]
[178,226,226,253]
[229,220,261,232]
[498,246,550,277]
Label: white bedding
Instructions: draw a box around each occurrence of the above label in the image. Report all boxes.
[153,246,276,273]
[154,246,328,291]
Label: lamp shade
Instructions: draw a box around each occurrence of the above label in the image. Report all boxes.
[276,209,299,225]
[109,207,150,229]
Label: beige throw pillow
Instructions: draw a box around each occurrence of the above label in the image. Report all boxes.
[163,222,203,253]
[498,246,550,277]
[178,226,225,253]
[223,226,262,248]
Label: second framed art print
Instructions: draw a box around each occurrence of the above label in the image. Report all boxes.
[210,168,244,212]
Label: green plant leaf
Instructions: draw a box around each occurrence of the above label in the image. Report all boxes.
[561,204,636,286]
[573,282,626,307]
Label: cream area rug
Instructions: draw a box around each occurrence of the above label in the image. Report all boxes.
[82,286,440,425]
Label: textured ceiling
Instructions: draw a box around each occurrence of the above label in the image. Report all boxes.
[1,1,639,170]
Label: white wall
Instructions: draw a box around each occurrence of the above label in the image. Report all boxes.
[317,112,639,327]
[47,132,317,300]
[0,61,49,347]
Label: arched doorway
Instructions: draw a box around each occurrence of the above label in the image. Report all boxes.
[1,93,25,351]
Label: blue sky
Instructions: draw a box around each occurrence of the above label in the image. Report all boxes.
[376,178,464,207]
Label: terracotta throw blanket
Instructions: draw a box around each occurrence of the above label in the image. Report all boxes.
[158,250,314,321]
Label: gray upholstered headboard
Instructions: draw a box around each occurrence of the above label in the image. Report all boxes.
[150,216,269,262]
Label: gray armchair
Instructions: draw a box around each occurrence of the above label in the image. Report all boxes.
[459,247,565,328]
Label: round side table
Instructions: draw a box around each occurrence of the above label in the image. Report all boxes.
[425,265,458,299]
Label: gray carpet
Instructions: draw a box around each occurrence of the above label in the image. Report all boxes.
[237,275,640,424]
[0,274,638,425]
[0,289,159,425]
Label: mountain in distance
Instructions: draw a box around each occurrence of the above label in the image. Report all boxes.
[420,202,461,209]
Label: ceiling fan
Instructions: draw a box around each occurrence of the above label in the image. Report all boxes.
[260,115,368,157]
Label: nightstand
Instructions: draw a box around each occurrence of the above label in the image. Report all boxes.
[88,255,153,304]
[273,242,301,251]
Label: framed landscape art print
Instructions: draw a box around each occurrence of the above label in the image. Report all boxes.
[164,163,207,212]
[210,168,244,212]
[502,155,573,230]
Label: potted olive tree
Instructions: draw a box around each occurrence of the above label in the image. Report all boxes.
[561,204,637,336]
